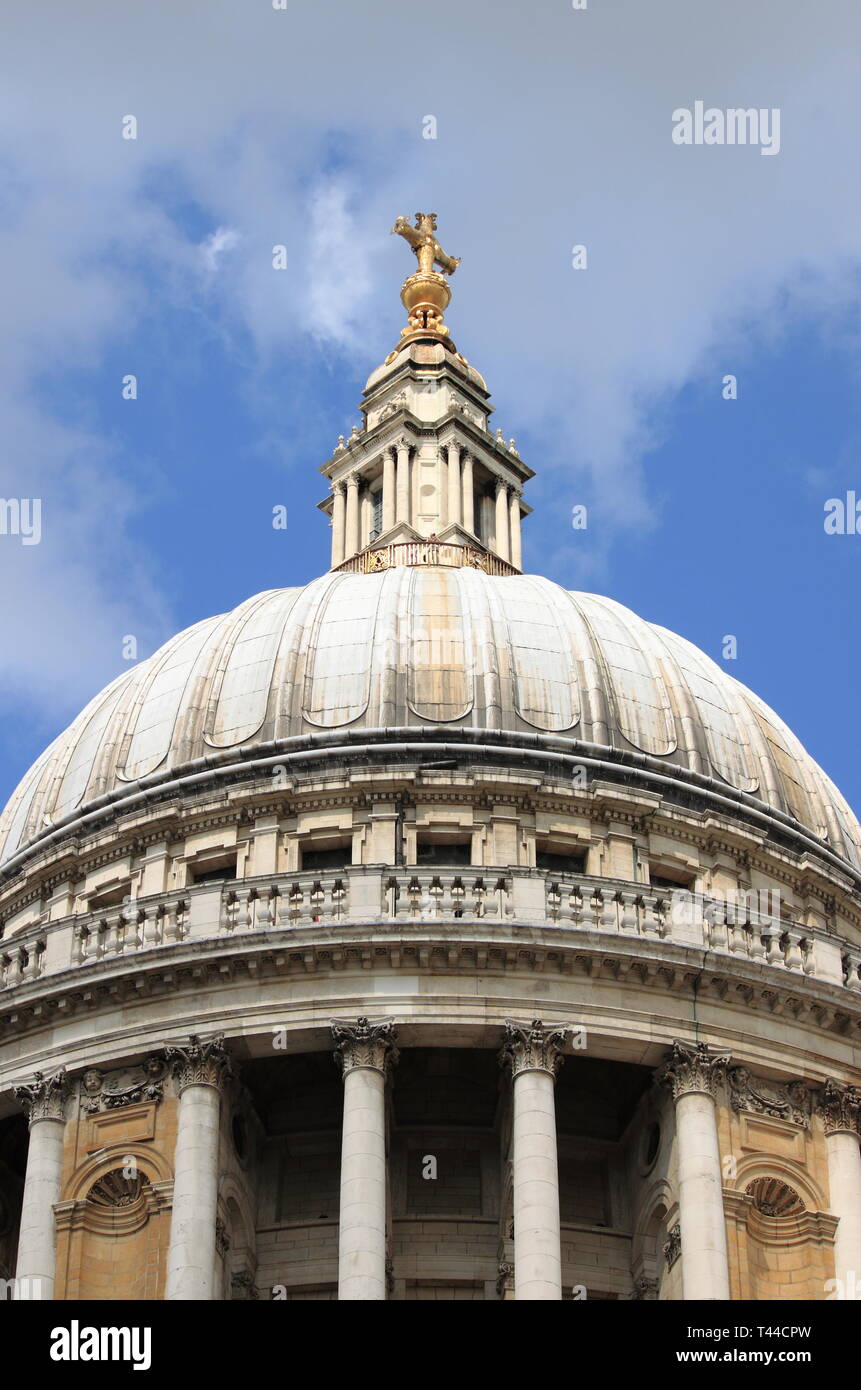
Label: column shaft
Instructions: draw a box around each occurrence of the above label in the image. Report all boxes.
[675,1090,730,1300]
[382,448,396,533]
[165,1083,222,1299]
[345,476,361,558]
[15,1117,65,1298]
[331,484,346,567]
[396,442,410,525]
[461,453,475,534]
[447,443,462,527]
[495,483,510,562]
[511,1069,562,1299]
[509,489,523,570]
[826,1130,861,1289]
[338,1066,388,1300]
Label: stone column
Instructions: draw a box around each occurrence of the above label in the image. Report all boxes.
[818,1081,861,1293]
[164,1034,232,1301]
[494,480,510,562]
[332,1016,398,1301]
[395,438,411,525]
[447,442,462,527]
[345,473,361,559]
[13,1068,70,1299]
[461,453,475,534]
[500,1019,567,1300]
[382,446,396,534]
[657,1041,731,1300]
[331,481,346,567]
[509,487,523,570]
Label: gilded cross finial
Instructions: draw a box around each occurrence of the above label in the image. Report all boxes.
[390,212,461,341]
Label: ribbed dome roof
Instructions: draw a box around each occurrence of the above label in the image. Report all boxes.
[2,567,859,873]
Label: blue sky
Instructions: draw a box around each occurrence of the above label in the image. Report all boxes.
[1,0,859,819]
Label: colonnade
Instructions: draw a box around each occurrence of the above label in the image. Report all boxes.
[329,440,523,568]
[10,1035,861,1300]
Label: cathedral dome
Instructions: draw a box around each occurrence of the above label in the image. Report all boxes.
[2,566,859,876]
[3,211,861,1311]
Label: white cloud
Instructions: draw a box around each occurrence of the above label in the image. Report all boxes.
[200,225,241,273]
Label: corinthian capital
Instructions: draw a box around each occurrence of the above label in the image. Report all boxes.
[331,1016,398,1077]
[656,1041,730,1100]
[817,1079,861,1137]
[14,1067,70,1124]
[165,1033,233,1094]
[500,1019,568,1080]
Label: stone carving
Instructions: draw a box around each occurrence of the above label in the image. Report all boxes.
[727,1066,811,1127]
[745,1177,805,1217]
[380,391,408,420]
[817,1079,861,1136]
[80,1056,166,1114]
[215,1221,231,1258]
[331,1016,399,1077]
[663,1224,681,1268]
[499,1019,568,1079]
[164,1033,233,1094]
[231,1270,260,1301]
[87,1169,150,1209]
[496,1262,514,1296]
[13,1067,69,1123]
[656,1041,730,1100]
[631,1276,659,1300]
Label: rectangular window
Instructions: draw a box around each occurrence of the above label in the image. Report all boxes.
[301,845,351,871]
[649,867,694,891]
[536,849,587,876]
[371,488,383,540]
[415,839,471,866]
[188,855,237,885]
[87,881,132,910]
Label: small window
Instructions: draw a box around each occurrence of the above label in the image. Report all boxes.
[301,846,351,871]
[87,881,132,911]
[189,856,237,885]
[371,488,383,539]
[536,849,586,876]
[649,867,694,891]
[415,839,471,867]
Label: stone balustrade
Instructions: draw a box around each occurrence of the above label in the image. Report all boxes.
[0,867,855,995]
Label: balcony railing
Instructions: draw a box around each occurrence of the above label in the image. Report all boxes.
[334,540,518,576]
[0,868,857,995]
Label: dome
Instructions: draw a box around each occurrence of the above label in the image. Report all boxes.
[2,566,859,875]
